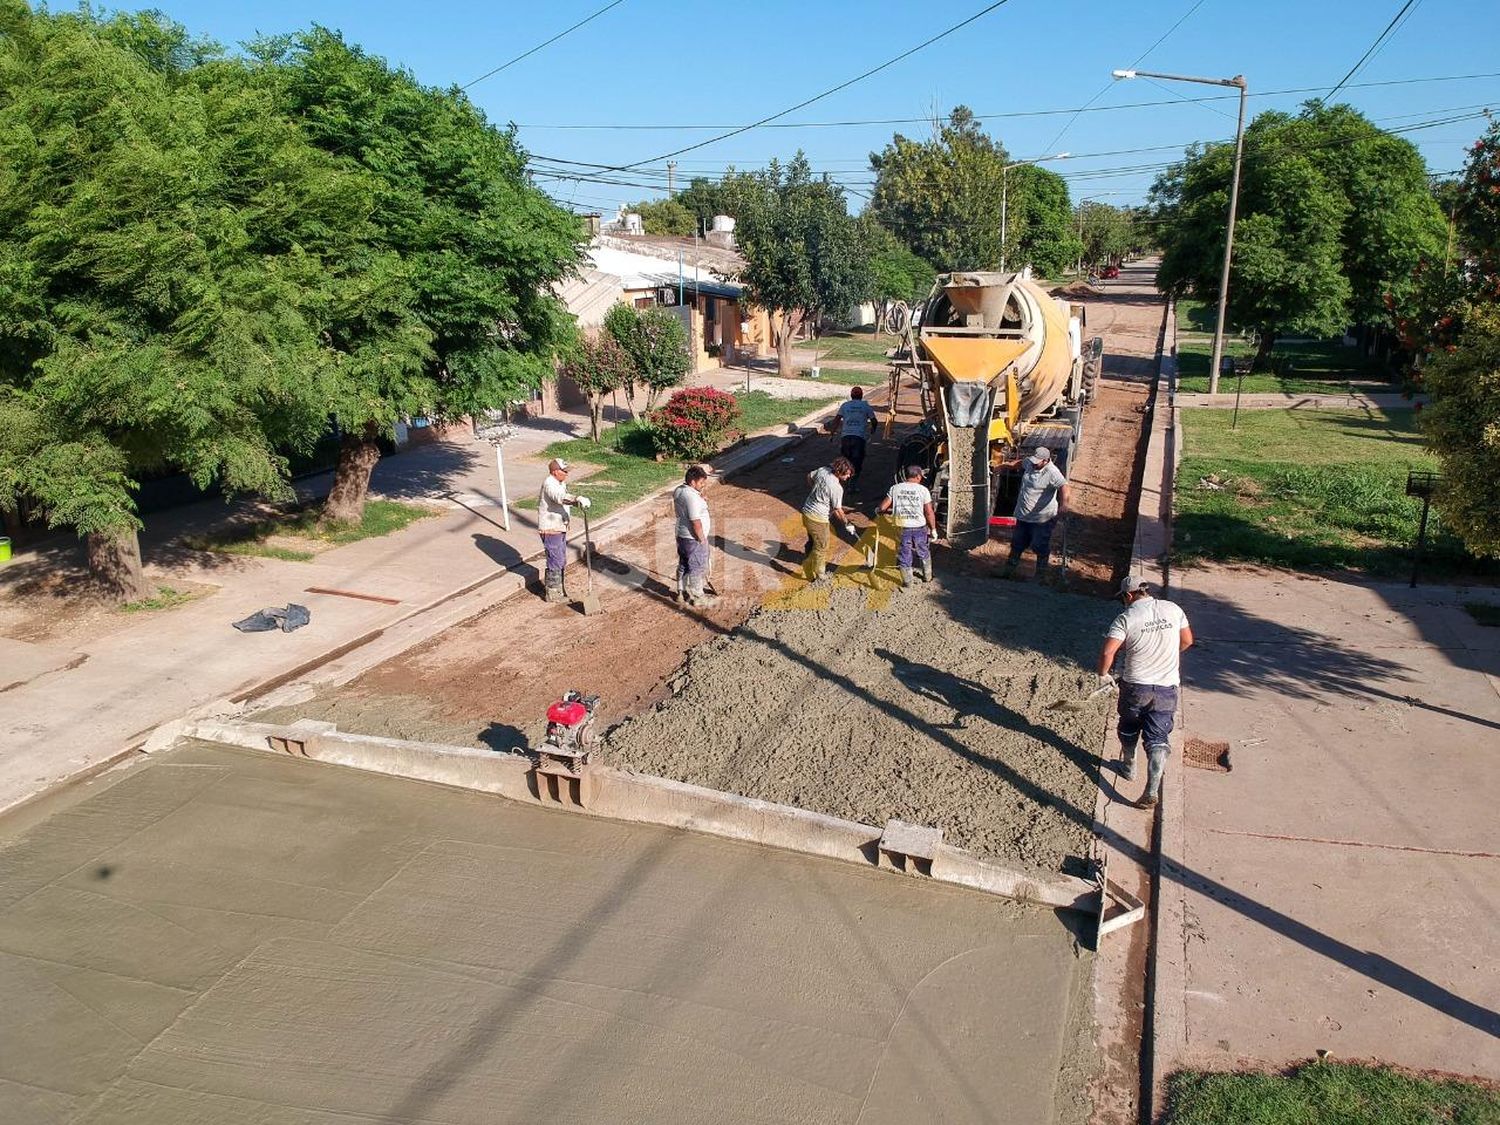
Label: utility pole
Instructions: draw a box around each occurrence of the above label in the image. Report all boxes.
[667,160,676,197]
[1113,68,1248,394]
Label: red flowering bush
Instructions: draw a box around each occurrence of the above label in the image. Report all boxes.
[645,386,741,461]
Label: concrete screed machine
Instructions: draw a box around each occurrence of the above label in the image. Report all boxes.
[889,271,1100,549]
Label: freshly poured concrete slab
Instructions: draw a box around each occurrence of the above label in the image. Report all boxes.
[0,743,1087,1124]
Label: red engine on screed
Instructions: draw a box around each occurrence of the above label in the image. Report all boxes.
[543,690,600,754]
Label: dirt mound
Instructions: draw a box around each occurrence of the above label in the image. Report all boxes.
[1050,280,1103,299]
[604,576,1113,875]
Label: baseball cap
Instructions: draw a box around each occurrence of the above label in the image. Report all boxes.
[1030,446,1052,465]
[549,458,570,472]
[1118,574,1151,597]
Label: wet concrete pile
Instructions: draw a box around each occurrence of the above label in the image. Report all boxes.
[605,575,1113,875]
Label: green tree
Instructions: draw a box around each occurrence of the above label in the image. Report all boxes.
[673,172,763,228]
[1079,203,1135,271]
[255,28,583,524]
[1154,113,1351,365]
[0,4,354,598]
[603,303,691,412]
[734,154,870,377]
[861,220,933,331]
[560,329,633,441]
[867,106,1078,276]
[1419,304,1500,557]
[1009,164,1081,278]
[628,197,696,237]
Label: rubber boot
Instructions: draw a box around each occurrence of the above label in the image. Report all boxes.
[543,568,564,604]
[675,569,687,601]
[920,557,933,583]
[686,576,718,607]
[900,567,914,588]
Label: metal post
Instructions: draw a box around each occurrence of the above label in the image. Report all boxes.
[1232,367,1245,429]
[1209,79,1248,395]
[1410,494,1431,589]
[495,443,511,532]
[667,160,676,197]
[677,250,684,307]
[1000,167,1009,273]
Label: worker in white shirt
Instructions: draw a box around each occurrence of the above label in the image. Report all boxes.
[1097,574,1194,810]
[536,458,590,603]
[672,465,716,607]
[800,457,856,584]
[1000,445,1070,581]
[877,464,937,586]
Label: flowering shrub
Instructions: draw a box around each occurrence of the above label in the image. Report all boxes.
[645,386,741,461]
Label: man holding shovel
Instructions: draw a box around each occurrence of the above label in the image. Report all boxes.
[536,458,591,604]
[1097,575,1193,809]
[673,465,716,608]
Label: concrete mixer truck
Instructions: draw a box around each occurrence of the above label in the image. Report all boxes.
[891,272,1099,549]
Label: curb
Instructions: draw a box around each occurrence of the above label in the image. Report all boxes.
[171,715,1110,917]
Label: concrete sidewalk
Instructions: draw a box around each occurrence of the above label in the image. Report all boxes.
[1157,565,1500,1082]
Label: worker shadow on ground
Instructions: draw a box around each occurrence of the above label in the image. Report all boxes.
[1175,578,1499,733]
[470,535,537,586]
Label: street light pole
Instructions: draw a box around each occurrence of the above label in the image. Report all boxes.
[1113,68,1248,394]
[1000,152,1069,273]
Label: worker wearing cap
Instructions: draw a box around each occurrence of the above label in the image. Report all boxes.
[829,386,879,489]
[1097,575,1194,809]
[1000,446,1069,581]
[537,458,590,603]
[673,465,717,608]
[801,457,856,584]
[878,464,937,587]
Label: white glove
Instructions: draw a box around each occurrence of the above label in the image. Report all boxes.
[576,496,591,510]
[1097,673,1116,690]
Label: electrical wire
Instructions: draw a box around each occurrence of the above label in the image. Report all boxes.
[462,0,628,90]
[603,1,1017,171]
[1326,0,1422,100]
[514,72,1500,132]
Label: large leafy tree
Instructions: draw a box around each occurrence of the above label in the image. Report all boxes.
[1009,164,1081,279]
[861,219,933,331]
[1153,102,1444,365]
[1154,111,1351,365]
[1414,119,1500,559]
[867,106,1077,276]
[254,28,583,523]
[0,4,360,598]
[627,197,695,237]
[734,154,869,377]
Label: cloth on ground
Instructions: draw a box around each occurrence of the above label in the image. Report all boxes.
[233,603,311,633]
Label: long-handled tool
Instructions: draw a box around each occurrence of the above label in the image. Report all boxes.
[577,509,602,616]
[1047,678,1116,712]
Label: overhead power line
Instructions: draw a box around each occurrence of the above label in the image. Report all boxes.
[462,0,628,90]
[515,71,1500,132]
[606,0,1016,170]
[1326,0,1422,101]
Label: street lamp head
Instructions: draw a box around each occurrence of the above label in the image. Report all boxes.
[1052,151,1071,160]
[1112,69,1136,79]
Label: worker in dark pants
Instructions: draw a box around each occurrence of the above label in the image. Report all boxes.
[999,446,1069,581]
[829,386,878,489]
[1097,574,1194,809]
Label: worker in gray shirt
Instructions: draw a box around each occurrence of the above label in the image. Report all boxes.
[1097,574,1193,810]
[999,446,1069,581]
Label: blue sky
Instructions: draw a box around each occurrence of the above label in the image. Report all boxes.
[116,0,1499,214]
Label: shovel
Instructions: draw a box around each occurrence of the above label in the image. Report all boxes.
[1047,679,1117,713]
[577,508,602,616]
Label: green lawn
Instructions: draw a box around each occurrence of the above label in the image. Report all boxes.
[809,329,899,365]
[1174,407,1468,575]
[1165,1062,1500,1124]
[521,393,834,519]
[185,499,438,562]
[1176,298,1394,395]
